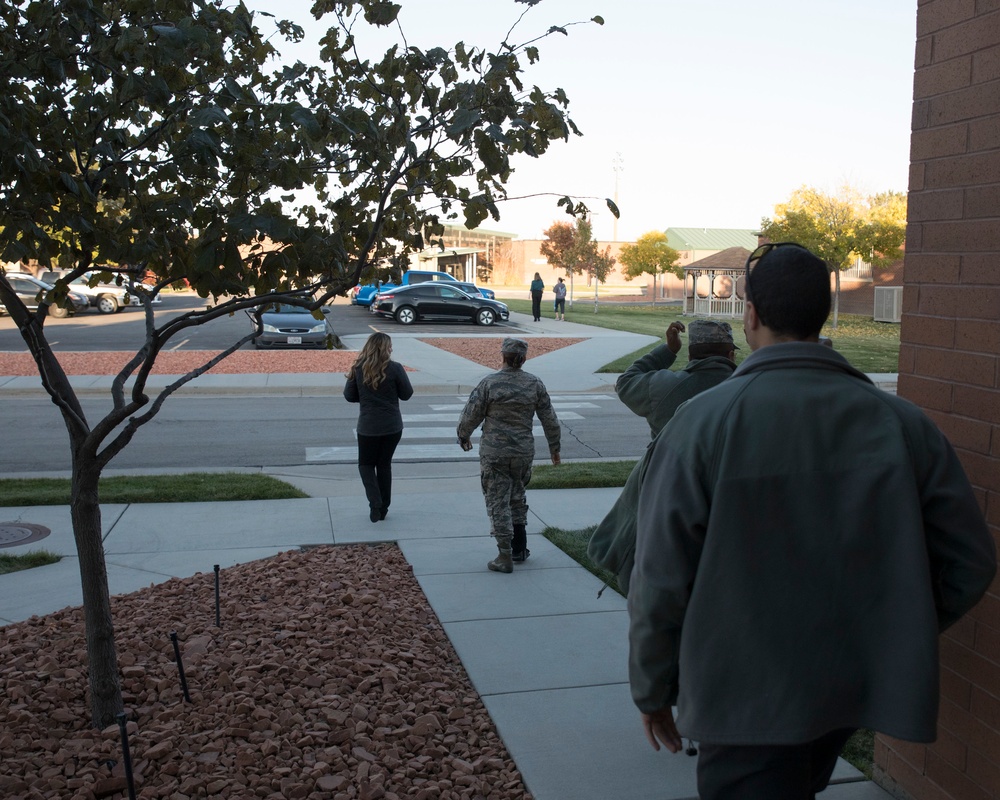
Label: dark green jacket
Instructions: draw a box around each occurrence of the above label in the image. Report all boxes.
[628,343,996,745]
[615,344,736,437]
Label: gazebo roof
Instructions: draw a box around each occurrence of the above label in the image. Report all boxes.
[684,246,752,271]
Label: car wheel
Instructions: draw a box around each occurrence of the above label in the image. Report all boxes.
[47,304,69,319]
[395,306,416,325]
[476,308,496,326]
[97,294,119,314]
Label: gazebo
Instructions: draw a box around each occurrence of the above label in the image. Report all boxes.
[682,246,752,318]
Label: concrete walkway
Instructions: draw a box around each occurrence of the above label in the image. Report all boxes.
[0,309,896,799]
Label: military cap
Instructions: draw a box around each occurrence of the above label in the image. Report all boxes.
[501,337,529,356]
[688,319,738,348]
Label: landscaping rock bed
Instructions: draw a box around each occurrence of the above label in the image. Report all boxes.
[0,545,532,800]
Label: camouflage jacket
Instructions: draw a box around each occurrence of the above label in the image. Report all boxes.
[457,366,560,459]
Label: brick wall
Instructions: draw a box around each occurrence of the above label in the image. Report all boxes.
[876,2,1000,798]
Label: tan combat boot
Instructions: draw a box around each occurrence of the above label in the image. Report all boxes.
[488,543,513,574]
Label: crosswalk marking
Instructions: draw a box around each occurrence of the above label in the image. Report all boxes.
[430,402,600,412]
[307,444,480,462]
[309,394,619,463]
[404,411,582,422]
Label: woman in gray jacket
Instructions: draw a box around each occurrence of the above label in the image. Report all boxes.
[344,332,413,522]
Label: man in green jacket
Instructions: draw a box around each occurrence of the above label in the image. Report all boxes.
[628,242,996,799]
[615,318,737,438]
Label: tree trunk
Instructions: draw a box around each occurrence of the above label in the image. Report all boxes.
[71,461,123,728]
[832,269,841,329]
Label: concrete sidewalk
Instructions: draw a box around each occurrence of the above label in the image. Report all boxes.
[0,311,895,798]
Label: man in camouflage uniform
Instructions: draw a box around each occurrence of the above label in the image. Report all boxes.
[457,337,561,573]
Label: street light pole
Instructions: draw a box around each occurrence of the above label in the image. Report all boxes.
[612,152,624,241]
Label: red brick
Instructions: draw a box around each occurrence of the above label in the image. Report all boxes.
[936,697,1000,767]
[962,287,1000,321]
[883,734,929,771]
[965,748,1000,795]
[914,347,995,386]
[898,342,917,374]
[954,319,1000,353]
[970,686,1000,730]
[974,621,1000,663]
[904,252,961,283]
[916,0,977,37]
[904,314,956,346]
[963,183,1000,218]
[960,254,1000,285]
[898,372,955,411]
[909,189,966,222]
[953,384,1000,423]
[926,83,1000,127]
[930,726,970,770]
[874,735,891,770]
[993,427,1000,457]
[921,220,1000,252]
[916,35,934,70]
[972,45,1000,83]
[941,664,973,709]
[946,616,978,650]
[960,449,1000,493]
[911,125,969,160]
[913,98,932,132]
[923,151,1000,189]
[932,14,1000,63]
[926,750,992,800]
[917,285,962,316]
[968,114,1000,151]
[915,55,974,99]
[911,161,927,192]
[928,411,994,454]
[882,749,934,800]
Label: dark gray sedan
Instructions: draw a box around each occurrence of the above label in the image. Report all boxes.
[371,283,509,326]
[251,303,335,348]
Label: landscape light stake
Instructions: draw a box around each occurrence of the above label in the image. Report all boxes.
[169,631,192,703]
[115,712,138,800]
[214,564,221,628]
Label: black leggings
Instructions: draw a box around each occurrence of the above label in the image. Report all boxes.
[530,290,542,320]
[357,431,403,512]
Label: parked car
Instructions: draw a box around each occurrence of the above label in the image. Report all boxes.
[0,273,89,318]
[250,302,336,349]
[352,269,460,307]
[451,281,496,300]
[371,283,509,326]
[40,268,161,313]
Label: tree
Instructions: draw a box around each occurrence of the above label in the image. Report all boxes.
[759,185,906,327]
[539,216,615,307]
[0,0,609,728]
[618,230,680,300]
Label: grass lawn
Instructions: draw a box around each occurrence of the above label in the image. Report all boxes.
[0,549,61,575]
[503,298,901,374]
[0,472,308,506]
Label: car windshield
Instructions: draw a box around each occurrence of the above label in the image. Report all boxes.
[266,303,312,314]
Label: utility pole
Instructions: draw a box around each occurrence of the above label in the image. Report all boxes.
[612,152,624,241]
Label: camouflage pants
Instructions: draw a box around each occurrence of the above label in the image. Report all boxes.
[480,456,533,549]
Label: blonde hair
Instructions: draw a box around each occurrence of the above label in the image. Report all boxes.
[347,332,393,388]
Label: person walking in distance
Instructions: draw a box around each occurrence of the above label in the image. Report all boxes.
[627,242,996,799]
[529,272,545,322]
[344,332,413,523]
[457,338,561,572]
[552,276,567,321]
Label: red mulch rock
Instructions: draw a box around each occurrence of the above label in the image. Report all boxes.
[0,338,584,376]
[0,545,534,799]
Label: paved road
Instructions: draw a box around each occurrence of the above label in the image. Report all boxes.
[1,391,650,473]
[0,294,519,352]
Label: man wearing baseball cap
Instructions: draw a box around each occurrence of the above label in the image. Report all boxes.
[616,318,738,438]
[457,337,561,572]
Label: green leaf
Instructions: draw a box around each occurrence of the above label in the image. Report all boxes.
[364,2,401,26]
[592,16,605,25]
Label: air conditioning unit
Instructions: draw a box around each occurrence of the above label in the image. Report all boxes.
[874,286,903,323]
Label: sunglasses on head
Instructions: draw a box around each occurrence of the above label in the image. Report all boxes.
[744,241,806,297]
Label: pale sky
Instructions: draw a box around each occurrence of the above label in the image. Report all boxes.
[246,0,917,242]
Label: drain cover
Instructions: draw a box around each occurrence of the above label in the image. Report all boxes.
[0,522,52,548]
